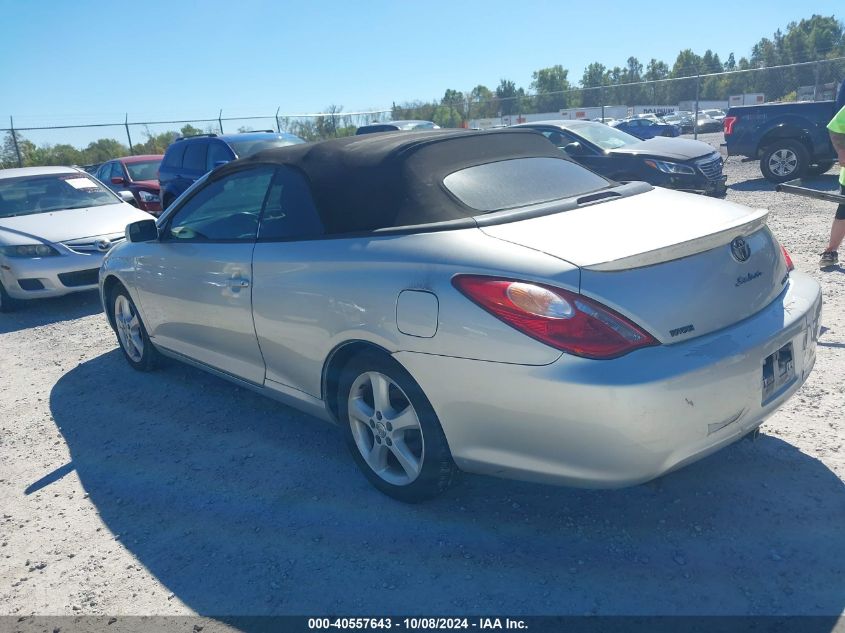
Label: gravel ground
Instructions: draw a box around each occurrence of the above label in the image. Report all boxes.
[1,133,844,618]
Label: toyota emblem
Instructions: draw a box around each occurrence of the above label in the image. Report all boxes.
[95,239,112,252]
[730,237,751,262]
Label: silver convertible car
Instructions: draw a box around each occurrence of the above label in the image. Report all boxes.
[100,129,822,501]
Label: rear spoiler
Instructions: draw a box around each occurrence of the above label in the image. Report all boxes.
[775,179,845,204]
[585,208,769,271]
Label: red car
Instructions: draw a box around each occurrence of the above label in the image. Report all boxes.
[94,155,163,215]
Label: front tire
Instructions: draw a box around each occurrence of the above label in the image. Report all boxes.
[110,286,159,371]
[338,352,457,502]
[760,140,809,183]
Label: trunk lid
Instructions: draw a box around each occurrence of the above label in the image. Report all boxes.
[480,187,788,343]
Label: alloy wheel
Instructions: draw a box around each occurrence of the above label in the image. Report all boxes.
[768,149,798,177]
[347,371,425,486]
[114,294,144,363]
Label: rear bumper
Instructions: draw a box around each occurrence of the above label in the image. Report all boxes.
[394,272,821,488]
[0,252,104,299]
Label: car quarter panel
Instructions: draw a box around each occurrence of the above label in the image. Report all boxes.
[250,228,577,397]
[395,272,821,487]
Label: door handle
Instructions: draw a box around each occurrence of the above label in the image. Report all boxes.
[229,278,250,288]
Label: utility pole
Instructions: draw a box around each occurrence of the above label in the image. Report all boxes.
[10,116,22,167]
[694,73,700,140]
[124,113,134,154]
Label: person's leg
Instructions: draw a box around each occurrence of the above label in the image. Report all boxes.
[820,186,845,267]
[825,217,845,253]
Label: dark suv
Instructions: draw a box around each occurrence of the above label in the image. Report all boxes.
[158,131,304,209]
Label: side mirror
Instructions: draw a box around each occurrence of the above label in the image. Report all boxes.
[126,219,158,243]
[111,176,126,185]
[117,190,137,207]
[563,142,583,155]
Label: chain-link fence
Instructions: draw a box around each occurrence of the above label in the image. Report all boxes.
[0,109,393,169]
[2,57,843,169]
[463,57,845,130]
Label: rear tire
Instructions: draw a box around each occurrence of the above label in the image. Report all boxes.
[110,285,159,371]
[805,160,836,178]
[0,280,17,313]
[338,352,457,502]
[760,140,809,183]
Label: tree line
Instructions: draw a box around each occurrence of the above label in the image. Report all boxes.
[395,15,844,124]
[2,14,843,169]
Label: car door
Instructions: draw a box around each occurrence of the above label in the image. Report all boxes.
[133,165,276,384]
[250,166,328,396]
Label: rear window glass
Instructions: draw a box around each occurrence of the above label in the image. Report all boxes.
[162,143,186,169]
[442,157,610,212]
[356,125,397,135]
[228,135,304,158]
[183,142,208,172]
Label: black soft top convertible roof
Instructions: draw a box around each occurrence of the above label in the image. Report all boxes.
[224,128,564,235]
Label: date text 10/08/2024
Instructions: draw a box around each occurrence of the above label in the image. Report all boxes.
[307,618,528,630]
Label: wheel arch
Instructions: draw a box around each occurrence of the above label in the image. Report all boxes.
[101,274,124,330]
[321,339,398,423]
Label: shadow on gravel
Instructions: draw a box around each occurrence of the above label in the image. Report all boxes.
[729,178,776,193]
[48,351,845,617]
[0,290,101,335]
[730,173,840,194]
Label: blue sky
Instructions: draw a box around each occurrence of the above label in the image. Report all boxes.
[0,0,841,146]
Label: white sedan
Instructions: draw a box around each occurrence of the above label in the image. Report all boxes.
[0,166,153,311]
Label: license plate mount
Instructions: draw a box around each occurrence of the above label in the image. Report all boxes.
[762,342,795,403]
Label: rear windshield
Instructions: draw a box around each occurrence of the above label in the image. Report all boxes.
[228,135,304,158]
[442,157,610,212]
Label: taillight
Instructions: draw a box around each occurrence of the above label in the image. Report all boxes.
[723,116,738,135]
[452,275,659,360]
[781,244,795,272]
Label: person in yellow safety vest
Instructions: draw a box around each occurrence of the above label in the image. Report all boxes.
[820,104,845,268]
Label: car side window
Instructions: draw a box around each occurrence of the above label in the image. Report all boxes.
[164,166,275,242]
[183,141,208,173]
[542,130,594,157]
[162,143,186,169]
[259,167,324,240]
[111,162,124,182]
[96,163,110,182]
[206,142,233,171]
